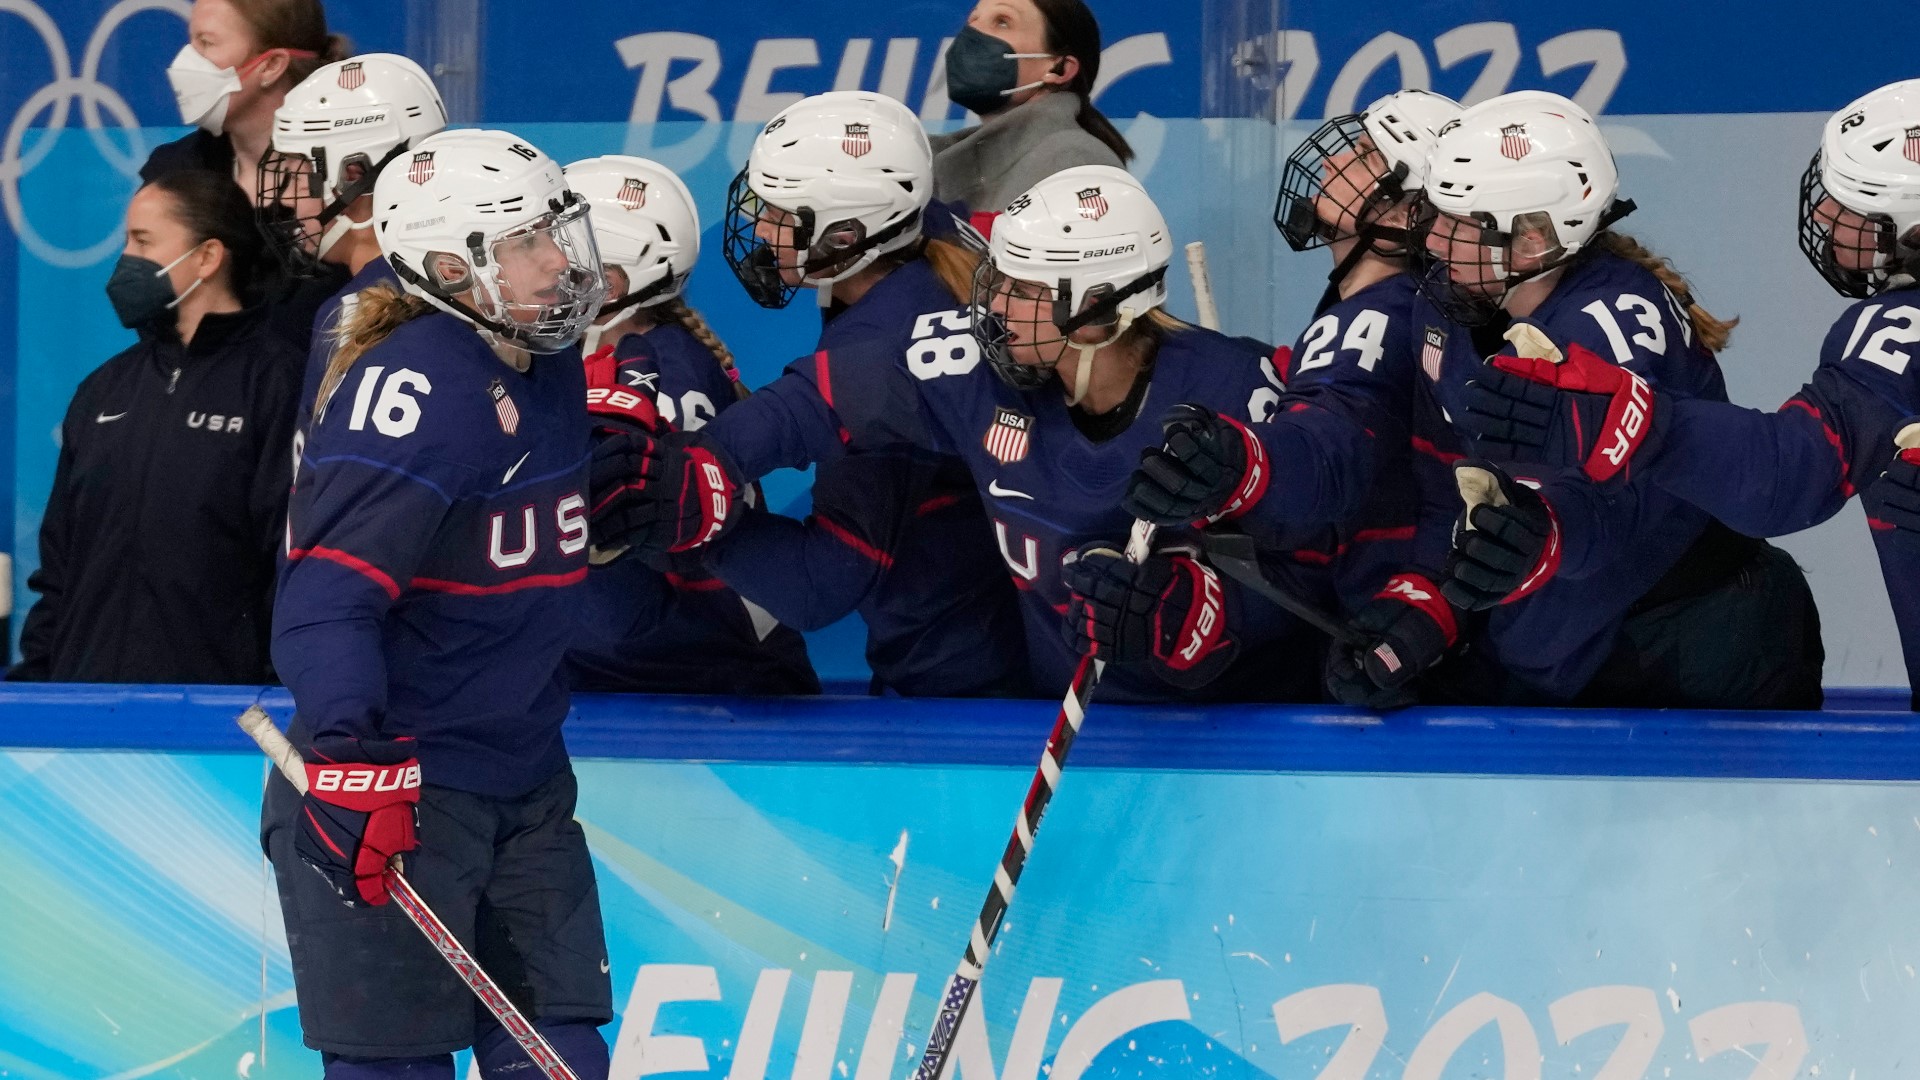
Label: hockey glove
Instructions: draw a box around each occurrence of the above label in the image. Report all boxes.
[1122,403,1272,526]
[296,735,421,907]
[589,429,741,556]
[1441,460,1562,611]
[1061,542,1236,689]
[1458,327,1663,483]
[1870,421,1920,533]
[1323,573,1459,708]
[583,343,663,439]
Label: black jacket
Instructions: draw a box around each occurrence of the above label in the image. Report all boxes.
[140,132,349,350]
[11,307,302,683]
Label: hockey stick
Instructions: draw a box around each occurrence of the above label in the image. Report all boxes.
[1185,241,1221,331]
[1199,528,1368,649]
[237,706,582,1080]
[910,518,1156,1080]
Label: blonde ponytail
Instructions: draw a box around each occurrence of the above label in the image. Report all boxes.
[317,284,434,416]
[922,238,982,305]
[1593,231,1739,354]
[661,298,748,401]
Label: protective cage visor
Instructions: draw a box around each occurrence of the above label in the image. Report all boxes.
[722,169,808,308]
[1798,153,1899,300]
[1275,113,1407,251]
[476,200,609,353]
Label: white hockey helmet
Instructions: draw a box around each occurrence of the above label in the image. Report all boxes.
[973,165,1172,402]
[722,90,933,307]
[1412,90,1634,323]
[258,53,447,273]
[1276,88,1462,253]
[373,129,607,354]
[1800,79,1920,298]
[566,155,700,317]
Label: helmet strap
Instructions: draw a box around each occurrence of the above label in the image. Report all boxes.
[1063,311,1134,407]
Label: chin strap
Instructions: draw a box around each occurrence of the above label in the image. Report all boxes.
[1062,311,1135,408]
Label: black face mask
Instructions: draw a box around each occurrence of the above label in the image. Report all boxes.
[104,247,203,329]
[945,25,1054,117]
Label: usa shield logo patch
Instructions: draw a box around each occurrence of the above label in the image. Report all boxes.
[1906,125,1920,166]
[1500,123,1531,161]
[1420,326,1447,382]
[842,122,871,158]
[489,378,521,436]
[617,177,648,210]
[336,61,364,90]
[1076,187,1109,220]
[983,406,1032,464]
[408,150,435,185]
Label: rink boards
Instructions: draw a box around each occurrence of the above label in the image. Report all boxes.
[0,685,1916,1078]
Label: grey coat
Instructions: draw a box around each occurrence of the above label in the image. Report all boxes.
[928,91,1125,213]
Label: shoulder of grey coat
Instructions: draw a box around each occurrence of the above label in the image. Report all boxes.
[929,92,1128,213]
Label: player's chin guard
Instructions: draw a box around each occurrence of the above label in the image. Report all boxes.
[1061,541,1236,689]
[372,128,608,354]
[1459,323,1665,483]
[1122,402,1271,526]
[565,155,702,348]
[1276,89,1461,284]
[1324,572,1460,709]
[971,164,1172,406]
[1407,91,1636,326]
[295,734,422,907]
[256,53,447,276]
[1442,460,1562,611]
[721,91,932,309]
[1798,79,1920,300]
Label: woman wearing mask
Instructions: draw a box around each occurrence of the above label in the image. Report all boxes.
[150,0,351,343]
[932,0,1133,227]
[11,170,301,682]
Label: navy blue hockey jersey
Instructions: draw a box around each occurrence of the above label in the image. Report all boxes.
[564,321,818,696]
[297,258,400,465]
[273,313,591,796]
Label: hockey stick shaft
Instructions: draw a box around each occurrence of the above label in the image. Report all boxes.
[911,520,1155,1080]
[1186,241,1221,331]
[237,706,581,1080]
[1199,529,1368,649]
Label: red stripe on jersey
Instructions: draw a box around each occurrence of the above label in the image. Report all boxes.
[1870,517,1895,531]
[1353,526,1416,544]
[1290,548,1334,566]
[916,493,963,516]
[817,514,894,569]
[1411,435,1463,464]
[812,350,853,445]
[288,545,401,600]
[665,572,729,591]
[1783,397,1855,496]
[409,568,589,595]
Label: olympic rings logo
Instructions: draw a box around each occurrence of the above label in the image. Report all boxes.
[1,0,191,268]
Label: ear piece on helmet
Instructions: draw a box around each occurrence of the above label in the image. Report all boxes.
[426,251,473,292]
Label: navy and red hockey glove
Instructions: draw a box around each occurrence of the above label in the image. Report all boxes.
[296,735,421,907]
[1123,403,1272,526]
[1870,421,1920,533]
[1061,542,1237,688]
[589,429,741,556]
[1441,460,1562,611]
[583,343,663,439]
[1323,573,1460,708]
[1458,331,1664,483]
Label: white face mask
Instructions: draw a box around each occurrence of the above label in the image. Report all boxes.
[166,44,243,135]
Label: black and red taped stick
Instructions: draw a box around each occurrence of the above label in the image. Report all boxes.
[910,519,1156,1080]
[237,706,581,1080]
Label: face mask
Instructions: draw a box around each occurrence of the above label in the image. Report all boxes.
[166,44,243,134]
[945,25,1056,117]
[105,244,208,329]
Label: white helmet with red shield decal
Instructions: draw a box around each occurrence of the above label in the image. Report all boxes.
[1410,90,1634,324]
[258,53,447,274]
[373,129,608,354]
[1800,79,1920,298]
[722,90,933,308]
[566,155,701,314]
[972,164,1172,404]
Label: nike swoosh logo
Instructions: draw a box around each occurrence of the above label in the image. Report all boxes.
[600,958,611,974]
[501,451,531,486]
[96,412,127,424]
[987,480,1033,500]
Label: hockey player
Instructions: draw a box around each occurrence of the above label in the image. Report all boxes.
[1120,89,1461,705]
[265,130,615,1077]
[253,52,447,458]
[592,91,1029,696]
[1454,80,1920,703]
[561,154,818,695]
[1395,91,1822,707]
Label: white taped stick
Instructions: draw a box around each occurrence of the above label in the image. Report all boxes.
[1897,422,1920,452]
[1454,463,1510,530]
[1502,323,1563,364]
[1185,241,1221,331]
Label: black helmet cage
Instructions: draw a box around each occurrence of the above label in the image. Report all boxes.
[1407,192,1637,325]
[1798,152,1908,300]
[256,140,411,277]
[969,257,1168,391]
[1275,113,1411,254]
[722,165,923,309]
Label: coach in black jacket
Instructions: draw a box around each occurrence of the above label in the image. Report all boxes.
[10,171,300,683]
